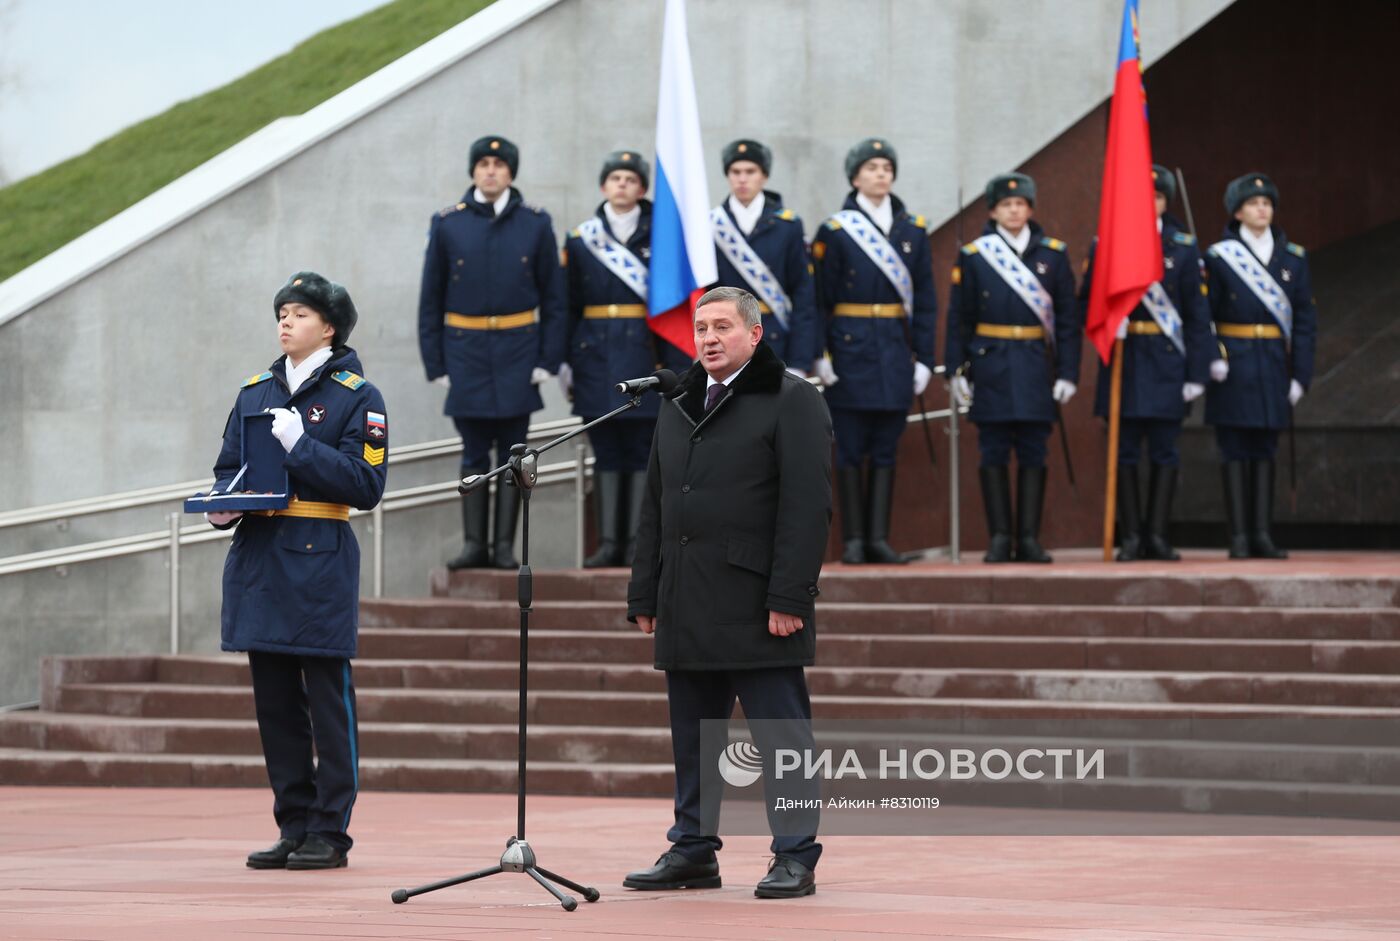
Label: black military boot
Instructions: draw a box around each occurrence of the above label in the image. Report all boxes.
[1115,464,1143,562]
[622,470,648,566]
[1248,460,1289,559]
[492,480,521,569]
[445,471,490,570]
[865,465,909,564]
[1014,465,1053,563]
[979,465,1013,563]
[584,471,623,568]
[836,466,866,564]
[1221,461,1251,559]
[1143,464,1182,561]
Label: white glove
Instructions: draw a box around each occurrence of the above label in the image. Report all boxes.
[558,362,574,396]
[785,367,809,380]
[951,375,973,408]
[268,407,304,453]
[531,367,551,386]
[1288,379,1305,406]
[1182,382,1205,403]
[913,362,932,396]
[813,358,839,387]
[1210,359,1229,382]
[206,511,242,527]
[433,375,451,389]
[1052,379,1077,404]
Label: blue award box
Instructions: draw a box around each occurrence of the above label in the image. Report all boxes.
[183,413,291,513]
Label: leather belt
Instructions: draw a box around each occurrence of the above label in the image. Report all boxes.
[833,303,904,318]
[1217,322,1283,340]
[445,310,537,330]
[582,304,646,319]
[255,498,351,522]
[976,323,1046,340]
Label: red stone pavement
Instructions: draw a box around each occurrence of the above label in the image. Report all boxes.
[3,788,1400,940]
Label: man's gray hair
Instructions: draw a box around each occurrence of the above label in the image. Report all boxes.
[694,286,762,329]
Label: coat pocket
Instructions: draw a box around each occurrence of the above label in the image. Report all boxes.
[726,534,772,576]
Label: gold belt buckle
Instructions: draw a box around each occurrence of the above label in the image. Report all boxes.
[1254,324,1266,338]
[1011,325,1025,339]
[871,304,885,316]
[488,315,499,328]
[608,304,619,318]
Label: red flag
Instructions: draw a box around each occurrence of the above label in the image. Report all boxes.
[1084,0,1162,364]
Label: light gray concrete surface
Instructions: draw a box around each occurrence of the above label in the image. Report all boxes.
[0,0,1232,701]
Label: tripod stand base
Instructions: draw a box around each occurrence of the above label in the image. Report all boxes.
[391,838,600,911]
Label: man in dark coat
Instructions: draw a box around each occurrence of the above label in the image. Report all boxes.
[625,286,832,899]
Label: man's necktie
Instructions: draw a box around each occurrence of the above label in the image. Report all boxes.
[705,383,726,413]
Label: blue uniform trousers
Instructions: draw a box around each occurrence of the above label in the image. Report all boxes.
[830,408,906,469]
[248,651,359,852]
[585,418,654,473]
[1215,426,1281,462]
[453,415,531,471]
[1118,418,1182,466]
[975,420,1051,468]
[665,666,822,871]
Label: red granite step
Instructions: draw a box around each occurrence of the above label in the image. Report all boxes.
[360,598,1400,639]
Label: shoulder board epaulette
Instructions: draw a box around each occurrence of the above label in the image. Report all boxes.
[1206,244,1221,258]
[776,208,797,222]
[526,203,544,215]
[1171,231,1197,246]
[438,202,467,218]
[241,372,273,388]
[568,228,581,239]
[913,214,927,229]
[331,370,366,390]
[1286,242,1306,257]
[1040,237,1067,252]
[823,218,842,231]
[960,242,979,255]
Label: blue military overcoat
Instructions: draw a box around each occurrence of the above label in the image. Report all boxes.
[1083,217,1214,420]
[418,187,566,418]
[213,348,388,659]
[1203,223,1317,430]
[564,201,691,420]
[812,193,937,412]
[710,191,819,370]
[944,221,1080,424]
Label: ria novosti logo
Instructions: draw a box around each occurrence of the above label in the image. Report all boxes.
[717,741,763,787]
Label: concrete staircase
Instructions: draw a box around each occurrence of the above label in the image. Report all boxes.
[3,563,1399,818]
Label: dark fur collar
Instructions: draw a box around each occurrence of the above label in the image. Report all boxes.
[674,340,786,425]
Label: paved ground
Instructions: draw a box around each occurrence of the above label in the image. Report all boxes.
[3,787,1399,940]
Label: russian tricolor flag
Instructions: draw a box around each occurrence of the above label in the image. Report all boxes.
[648,0,716,358]
[1084,0,1163,364]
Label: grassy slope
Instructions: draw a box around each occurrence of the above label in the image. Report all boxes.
[0,0,494,282]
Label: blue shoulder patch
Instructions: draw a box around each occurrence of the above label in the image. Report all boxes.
[776,208,797,222]
[241,371,273,388]
[960,242,980,255]
[1286,242,1306,257]
[331,370,366,391]
[1171,231,1197,246]
[913,214,927,229]
[824,218,843,231]
[1040,236,1067,252]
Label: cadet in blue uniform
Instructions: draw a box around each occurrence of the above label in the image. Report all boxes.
[811,138,937,565]
[1204,173,1316,559]
[206,272,388,871]
[562,150,691,567]
[945,173,1079,563]
[1080,165,1213,561]
[708,138,818,374]
[418,135,567,569]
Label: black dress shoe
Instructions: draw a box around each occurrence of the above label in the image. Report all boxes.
[754,855,815,898]
[286,834,348,870]
[246,837,303,869]
[622,851,720,890]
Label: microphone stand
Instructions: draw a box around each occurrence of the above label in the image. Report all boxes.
[391,394,648,911]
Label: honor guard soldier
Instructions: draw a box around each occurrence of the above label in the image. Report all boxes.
[562,150,692,567]
[709,139,818,375]
[206,272,388,871]
[945,173,1080,563]
[1204,173,1316,558]
[418,135,567,569]
[811,137,937,564]
[1080,165,1214,561]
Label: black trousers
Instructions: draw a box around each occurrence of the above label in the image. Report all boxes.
[665,666,823,871]
[247,651,359,852]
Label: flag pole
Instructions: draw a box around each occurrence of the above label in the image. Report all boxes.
[1103,338,1125,561]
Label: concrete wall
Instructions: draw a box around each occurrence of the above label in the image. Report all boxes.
[0,0,1233,701]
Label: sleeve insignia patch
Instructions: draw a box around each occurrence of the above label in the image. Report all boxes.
[812,241,827,260]
[365,410,387,440]
[951,265,961,285]
[363,443,386,467]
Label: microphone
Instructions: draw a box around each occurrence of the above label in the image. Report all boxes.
[615,368,679,397]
